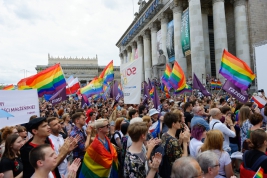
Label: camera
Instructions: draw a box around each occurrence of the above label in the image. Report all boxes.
[258,89,264,93]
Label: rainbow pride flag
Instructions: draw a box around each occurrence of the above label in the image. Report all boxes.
[219,49,255,90]
[80,77,103,97]
[211,81,222,90]
[17,64,66,97]
[161,64,172,87]
[149,88,154,98]
[99,60,114,84]
[169,61,186,90]
[175,84,192,95]
[253,167,264,178]
[3,84,15,90]
[79,135,118,178]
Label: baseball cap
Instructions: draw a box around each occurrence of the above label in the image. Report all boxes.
[149,108,159,116]
[26,117,47,134]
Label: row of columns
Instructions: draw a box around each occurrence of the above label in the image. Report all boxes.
[119,0,250,83]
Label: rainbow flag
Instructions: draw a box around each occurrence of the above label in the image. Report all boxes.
[149,88,154,98]
[79,135,118,178]
[161,64,172,87]
[169,61,186,90]
[219,49,255,90]
[3,84,15,90]
[17,64,66,97]
[80,77,103,97]
[99,60,114,84]
[211,81,221,90]
[175,84,192,95]
[253,167,264,178]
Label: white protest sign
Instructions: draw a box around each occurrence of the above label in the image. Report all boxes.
[0,89,40,127]
[120,58,142,104]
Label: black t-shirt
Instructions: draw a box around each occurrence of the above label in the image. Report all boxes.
[0,157,23,177]
[244,150,267,173]
[184,112,193,127]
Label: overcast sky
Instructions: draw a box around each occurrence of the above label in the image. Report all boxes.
[0,0,139,85]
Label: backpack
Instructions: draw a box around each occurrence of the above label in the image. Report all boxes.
[120,135,128,171]
[110,131,121,147]
[240,151,267,178]
[156,137,172,178]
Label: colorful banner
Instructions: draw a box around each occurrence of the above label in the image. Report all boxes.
[166,20,175,63]
[0,90,40,127]
[181,8,191,57]
[222,80,249,103]
[120,58,142,104]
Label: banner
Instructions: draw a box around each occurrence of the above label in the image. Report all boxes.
[157,29,162,58]
[166,20,175,63]
[49,87,66,106]
[0,90,40,127]
[120,58,142,104]
[222,80,249,103]
[181,8,191,57]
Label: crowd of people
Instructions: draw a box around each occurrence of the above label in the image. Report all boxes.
[0,91,267,178]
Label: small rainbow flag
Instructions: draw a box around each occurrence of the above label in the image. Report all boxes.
[219,49,255,90]
[99,60,114,84]
[175,84,192,95]
[79,135,118,178]
[161,64,172,87]
[80,77,103,97]
[253,167,264,178]
[3,84,15,90]
[149,88,154,98]
[17,63,66,97]
[169,61,186,90]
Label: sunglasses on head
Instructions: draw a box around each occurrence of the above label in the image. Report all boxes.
[100,124,110,128]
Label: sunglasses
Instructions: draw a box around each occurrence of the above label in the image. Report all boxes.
[100,124,110,128]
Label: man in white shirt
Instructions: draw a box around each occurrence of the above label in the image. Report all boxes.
[209,108,236,154]
[47,117,68,177]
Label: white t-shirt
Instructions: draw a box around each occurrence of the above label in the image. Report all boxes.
[212,150,232,178]
[114,131,123,140]
[189,138,203,158]
[49,134,68,177]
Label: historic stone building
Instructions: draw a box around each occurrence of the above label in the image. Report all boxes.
[116,0,267,83]
[36,54,120,86]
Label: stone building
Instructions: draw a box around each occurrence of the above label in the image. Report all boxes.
[36,54,120,86]
[116,0,267,83]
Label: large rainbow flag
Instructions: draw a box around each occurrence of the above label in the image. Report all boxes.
[79,135,118,178]
[80,77,103,97]
[99,60,114,84]
[219,49,255,90]
[3,84,15,90]
[17,64,66,97]
[175,84,192,94]
[169,61,186,90]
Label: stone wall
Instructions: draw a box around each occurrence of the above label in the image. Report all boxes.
[247,0,267,67]
[225,1,236,56]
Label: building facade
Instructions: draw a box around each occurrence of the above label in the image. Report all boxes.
[116,0,267,83]
[36,54,120,86]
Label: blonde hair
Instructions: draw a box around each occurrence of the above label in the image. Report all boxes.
[200,130,224,152]
[109,109,118,122]
[239,106,251,127]
[142,115,151,126]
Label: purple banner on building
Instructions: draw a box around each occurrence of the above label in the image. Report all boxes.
[222,80,249,103]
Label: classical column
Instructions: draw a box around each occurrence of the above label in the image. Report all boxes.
[159,13,169,63]
[127,47,131,62]
[137,36,145,81]
[202,6,211,76]
[119,53,124,64]
[189,0,206,83]
[131,42,137,61]
[213,0,228,79]
[234,0,250,67]
[150,22,158,78]
[123,50,127,63]
[143,31,152,81]
[171,2,187,76]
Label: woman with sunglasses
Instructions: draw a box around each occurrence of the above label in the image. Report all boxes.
[199,130,235,178]
[0,134,24,178]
